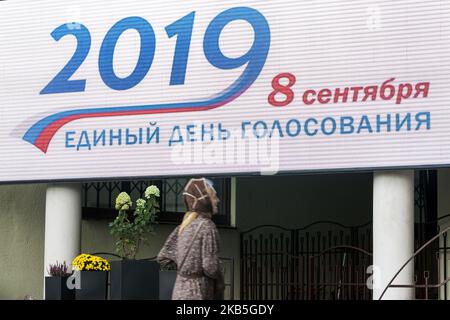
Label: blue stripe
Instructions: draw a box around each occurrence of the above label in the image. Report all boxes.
[23,68,254,144]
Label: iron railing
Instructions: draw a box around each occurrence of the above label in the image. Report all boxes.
[240,218,450,300]
[240,221,372,300]
[378,227,449,300]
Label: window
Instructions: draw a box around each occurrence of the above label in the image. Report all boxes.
[82,177,232,226]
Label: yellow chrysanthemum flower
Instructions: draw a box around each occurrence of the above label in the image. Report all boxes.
[72,253,110,271]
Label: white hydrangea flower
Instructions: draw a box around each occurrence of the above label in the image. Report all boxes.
[136,198,146,208]
[115,192,132,210]
[145,185,160,198]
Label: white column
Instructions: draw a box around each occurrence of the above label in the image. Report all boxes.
[373,170,415,300]
[43,183,82,282]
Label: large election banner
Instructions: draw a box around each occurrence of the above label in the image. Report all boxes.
[0,0,449,182]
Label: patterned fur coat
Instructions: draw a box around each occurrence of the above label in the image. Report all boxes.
[157,214,224,300]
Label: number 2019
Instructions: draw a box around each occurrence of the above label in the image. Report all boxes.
[40,7,270,94]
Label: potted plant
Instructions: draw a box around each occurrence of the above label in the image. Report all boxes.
[72,253,110,300]
[159,264,177,300]
[45,261,75,300]
[109,185,160,300]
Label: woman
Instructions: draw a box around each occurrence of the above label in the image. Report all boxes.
[157,178,225,300]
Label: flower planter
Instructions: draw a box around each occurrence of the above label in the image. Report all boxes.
[159,270,177,300]
[75,271,108,300]
[45,276,75,300]
[110,260,159,300]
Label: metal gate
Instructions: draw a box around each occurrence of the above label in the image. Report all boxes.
[240,170,444,300]
[240,221,372,300]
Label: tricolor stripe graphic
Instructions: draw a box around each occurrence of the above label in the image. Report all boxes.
[23,69,255,153]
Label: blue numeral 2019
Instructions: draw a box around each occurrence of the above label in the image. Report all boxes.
[40,24,91,94]
[99,17,156,91]
[165,12,195,86]
[40,7,269,94]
